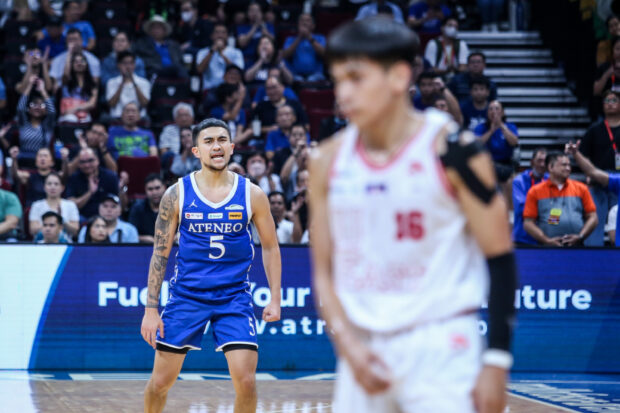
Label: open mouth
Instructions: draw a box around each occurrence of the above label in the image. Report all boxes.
[211,154,224,160]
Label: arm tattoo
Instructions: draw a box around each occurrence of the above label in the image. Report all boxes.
[146,184,178,307]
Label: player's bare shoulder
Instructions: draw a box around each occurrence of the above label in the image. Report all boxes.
[159,182,180,220]
[309,129,347,185]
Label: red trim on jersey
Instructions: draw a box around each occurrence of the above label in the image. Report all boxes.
[354,120,427,170]
[432,134,458,200]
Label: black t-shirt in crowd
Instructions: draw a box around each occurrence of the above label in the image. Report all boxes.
[581,119,620,171]
[253,98,309,130]
[128,198,158,237]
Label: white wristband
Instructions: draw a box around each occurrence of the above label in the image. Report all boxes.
[482,349,513,370]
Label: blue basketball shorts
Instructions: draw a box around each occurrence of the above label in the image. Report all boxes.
[156,282,259,352]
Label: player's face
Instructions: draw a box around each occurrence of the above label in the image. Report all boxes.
[192,126,234,171]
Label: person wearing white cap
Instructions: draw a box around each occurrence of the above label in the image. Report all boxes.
[134,15,187,78]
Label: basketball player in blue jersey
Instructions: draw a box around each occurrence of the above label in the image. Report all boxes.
[140,118,281,413]
[309,18,517,413]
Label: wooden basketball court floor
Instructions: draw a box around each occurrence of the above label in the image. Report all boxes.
[0,372,590,413]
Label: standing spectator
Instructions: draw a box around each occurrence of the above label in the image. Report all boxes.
[512,148,547,245]
[78,194,138,243]
[251,67,298,108]
[16,48,54,95]
[281,138,310,201]
[66,147,119,220]
[593,36,620,96]
[15,77,55,161]
[64,123,117,175]
[448,52,498,104]
[244,36,293,87]
[29,172,79,239]
[170,127,201,177]
[106,51,151,120]
[523,152,598,246]
[245,151,282,195]
[236,2,276,67]
[159,102,194,156]
[175,0,215,54]
[50,29,100,86]
[474,100,519,185]
[597,15,620,67]
[407,0,452,36]
[62,1,96,51]
[9,147,56,207]
[58,53,98,124]
[265,105,298,159]
[107,103,158,159]
[356,1,405,23]
[0,187,22,241]
[82,215,110,243]
[318,102,348,142]
[37,15,66,59]
[424,17,469,76]
[282,14,326,82]
[272,124,308,175]
[433,75,463,125]
[461,76,491,131]
[268,191,294,244]
[253,76,309,139]
[413,72,437,111]
[134,15,187,78]
[579,89,620,245]
[101,32,147,87]
[210,82,252,145]
[478,0,505,32]
[128,174,166,243]
[196,22,244,91]
[37,211,69,244]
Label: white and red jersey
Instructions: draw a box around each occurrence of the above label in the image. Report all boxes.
[328,109,488,333]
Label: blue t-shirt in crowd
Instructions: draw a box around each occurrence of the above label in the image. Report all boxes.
[0,77,6,100]
[265,129,310,153]
[38,31,67,58]
[210,106,247,140]
[474,122,518,163]
[461,99,488,131]
[283,34,326,77]
[252,86,298,105]
[63,21,95,48]
[107,126,156,159]
[236,23,275,65]
[408,3,452,35]
[154,41,172,67]
[412,93,432,111]
[609,174,620,247]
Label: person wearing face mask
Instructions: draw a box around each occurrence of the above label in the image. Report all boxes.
[245,151,282,195]
[424,17,469,77]
[176,0,215,55]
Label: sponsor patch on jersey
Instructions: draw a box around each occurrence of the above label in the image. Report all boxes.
[225,204,244,211]
[185,212,203,220]
[208,213,223,219]
[228,212,243,220]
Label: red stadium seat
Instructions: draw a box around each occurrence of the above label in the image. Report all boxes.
[307,109,333,141]
[117,156,161,199]
[315,10,354,36]
[299,89,334,112]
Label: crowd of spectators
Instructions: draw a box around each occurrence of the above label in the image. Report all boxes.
[0,0,617,247]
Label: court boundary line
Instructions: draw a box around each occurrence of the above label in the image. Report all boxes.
[508,392,581,412]
[267,404,332,413]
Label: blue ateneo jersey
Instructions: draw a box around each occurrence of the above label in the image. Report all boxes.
[174,172,254,291]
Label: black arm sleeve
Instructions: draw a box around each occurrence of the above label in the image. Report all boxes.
[486,252,518,352]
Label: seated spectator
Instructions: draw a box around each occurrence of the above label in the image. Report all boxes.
[245,151,282,195]
[281,138,310,201]
[62,1,95,51]
[432,75,463,125]
[282,14,326,82]
[108,102,158,159]
[413,72,437,111]
[15,77,55,161]
[64,123,117,175]
[170,127,201,177]
[244,36,293,88]
[58,52,98,124]
[9,147,56,207]
[210,82,252,145]
[66,147,119,220]
[461,76,490,131]
[78,194,138,243]
[29,172,79,239]
[478,0,504,32]
[268,191,294,244]
[16,48,54,96]
[128,174,166,243]
[597,15,620,67]
[265,105,299,159]
[424,17,469,77]
[523,152,598,247]
[82,215,110,243]
[201,64,250,116]
[593,36,620,96]
[236,2,275,67]
[251,67,298,108]
[579,89,620,245]
[407,0,451,36]
[253,76,309,141]
[513,148,548,245]
[175,0,215,54]
[37,211,70,243]
[196,22,244,91]
[318,102,348,142]
[160,102,195,156]
[50,28,100,87]
[106,51,151,120]
[0,187,22,241]
[101,32,147,87]
[448,52,498,104]
[474,100,518,183]
[37,15,66,59]
[356,1,404,23]
[273,124,308,175]
[134,15,188,78]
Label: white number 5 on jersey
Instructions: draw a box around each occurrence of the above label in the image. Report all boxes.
[209,235,225,259]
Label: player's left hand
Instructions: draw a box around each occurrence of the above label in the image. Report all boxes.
[262,301,281,322]
[472,365,507,413]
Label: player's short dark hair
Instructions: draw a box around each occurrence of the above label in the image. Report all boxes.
[417,71,436,84]
[545,151,568,169]
[66,27,82,38]
[326,16,419,67]
[42,211,63,225]
[116,50,135,63]
[144,173,163,187]
[192,118,231,145]
[468,51,486,62]
[470,75,490,89]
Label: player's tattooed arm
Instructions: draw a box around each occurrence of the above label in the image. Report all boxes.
[146,183,179,308]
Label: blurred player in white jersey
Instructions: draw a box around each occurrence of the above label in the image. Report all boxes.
[309,17,517,413]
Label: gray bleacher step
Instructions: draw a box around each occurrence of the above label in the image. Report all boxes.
[458,31,541,40]
[486,57,554,65]
[519,138,571,146]
[505,107,588,117]
[509,116,591,124]
[498,87,573,97]
[485,68,564,77]
[518,128,586,138]
[493,77,567,84]
[465,38,544,47]
[483,49,552,58]
[500,96,578,103]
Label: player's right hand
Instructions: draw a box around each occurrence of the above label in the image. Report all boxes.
[141,309,164,349]
[340,335,392,395]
